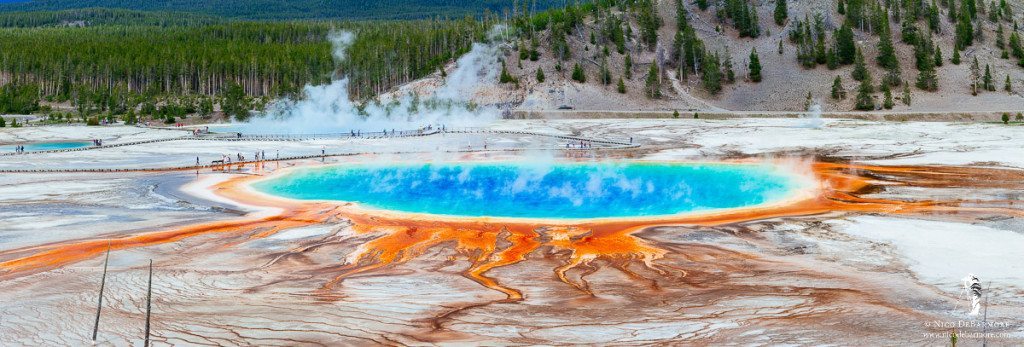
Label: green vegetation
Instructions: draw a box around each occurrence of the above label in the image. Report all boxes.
[748,48,762,82]
[0,0,546,20]
[774,0,788,26]
[721,0,760,38]
[0,83,41,114]
[644,64,661,99]
[0,10,493,121]
[831,76,846,99]
[571,63,587,83]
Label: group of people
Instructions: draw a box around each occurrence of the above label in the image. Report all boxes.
[91,139,103,146]
[11,145,26,153]
[566,140,595,149]
[210,150,272,165]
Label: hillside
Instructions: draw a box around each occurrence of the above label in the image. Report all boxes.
[0,0,550,20]
[472,0,1024,112]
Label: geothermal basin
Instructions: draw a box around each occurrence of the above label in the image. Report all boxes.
[252,162,809,219]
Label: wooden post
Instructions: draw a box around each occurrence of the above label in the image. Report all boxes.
[92,244,111,341]
[144,259,153,347]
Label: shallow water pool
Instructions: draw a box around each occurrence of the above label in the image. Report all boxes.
[1,141,92,152]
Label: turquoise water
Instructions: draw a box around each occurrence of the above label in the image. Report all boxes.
[1,141,92,152]
[254,162,805,219]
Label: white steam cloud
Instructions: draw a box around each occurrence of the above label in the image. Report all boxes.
[236,27,506,134]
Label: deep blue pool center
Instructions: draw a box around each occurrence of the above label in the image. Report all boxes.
[254,162,805,219]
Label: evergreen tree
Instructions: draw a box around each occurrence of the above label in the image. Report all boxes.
[983,64,994,90]
[883,85,895,109]
[571,63,587,83]
[928,1,941,32]
[934,46,944,67]
[536,68,545,83]
[638,0,662,50]
[827,48,839,69]
[617,77,627,93]
[624,55,633,79]
[916,57,939,91]
[877,20,898,70]
[852,48,869,81]
[836,23,857,64]
[221,82,249,121]
[855,76,875,110]
[952,48,962,64]
[996,24,1006,50]
[499,61,515,83]
[697,0,709,11]
[702,51,723,94]
[831,76,846,99]
[644,63,662,98]
[600,57,612,85]
[1005,74,1013,92]
[0,117,5,127]
[774,0,788,26]
[749,48,762,82]
[956,10,974,47]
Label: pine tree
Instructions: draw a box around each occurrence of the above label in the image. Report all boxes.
[617,77,627,93]
[983,64,994,91]
[836,23,857,64]
[877,20,899,70]
[831,76,846,99]
[855,76,875,110]
[1005,74,1013,92]
[499,61,515,84]
[644,63,662,98]
[749,48,762,82]
[827,48,840,69]
[852,48,869,81]
[934,46,944,67]
[723,52,736,83]
[775,0,789,26]
[600,57,612,85]
[624,55,633,79]
[952,48,962,64]
[996,24,1006,50]
[702,51,723,94]
[572,63,587,83]
[536,68,545,83]
[956,10,974,47]
[883,86,895,109]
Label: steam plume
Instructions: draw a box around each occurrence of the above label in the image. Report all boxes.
[236,27,506,134]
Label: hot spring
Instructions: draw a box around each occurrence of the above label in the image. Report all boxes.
[1,141,91,152]
[253,162,808,219]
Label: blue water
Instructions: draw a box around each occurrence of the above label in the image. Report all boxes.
[254,162,805,219]
[1,141,91,152]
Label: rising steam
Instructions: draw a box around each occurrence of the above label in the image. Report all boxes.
[236,27,506,134]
